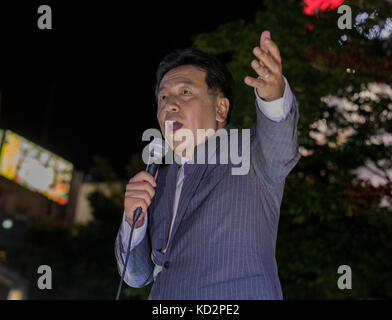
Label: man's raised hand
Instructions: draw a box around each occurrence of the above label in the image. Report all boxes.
[244,30,285,102]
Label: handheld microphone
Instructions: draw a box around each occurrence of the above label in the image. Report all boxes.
[115,138,169,300]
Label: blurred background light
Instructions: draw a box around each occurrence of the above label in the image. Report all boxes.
[2,219,13,229]
[304,0,345,15]
[7,289,23,300]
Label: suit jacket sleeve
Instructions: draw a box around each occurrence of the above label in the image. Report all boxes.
[114,221,154,288]
[254,86,301,185]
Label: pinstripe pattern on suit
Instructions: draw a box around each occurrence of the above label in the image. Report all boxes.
[114,96,300,299]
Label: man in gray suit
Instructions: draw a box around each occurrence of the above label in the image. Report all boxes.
[115,30,300,299]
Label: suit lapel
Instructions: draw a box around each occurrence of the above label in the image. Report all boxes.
[166,162,209,251]
[163,123,238,252]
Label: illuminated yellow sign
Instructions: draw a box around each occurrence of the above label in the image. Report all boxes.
[0,130,73,205]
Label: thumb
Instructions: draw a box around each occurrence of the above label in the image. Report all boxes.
[135,212,146,228]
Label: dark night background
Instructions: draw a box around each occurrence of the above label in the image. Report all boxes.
[0,1,264,177]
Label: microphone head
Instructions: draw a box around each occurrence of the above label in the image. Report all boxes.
[148,138,169,164]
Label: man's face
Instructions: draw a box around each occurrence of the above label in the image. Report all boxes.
[156,65,228,157]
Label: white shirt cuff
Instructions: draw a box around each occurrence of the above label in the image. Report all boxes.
[119,210,148,254]
[255,76,294,122]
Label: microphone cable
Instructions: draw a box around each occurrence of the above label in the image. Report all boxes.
[115,207,142,300]
[114,137,167,300]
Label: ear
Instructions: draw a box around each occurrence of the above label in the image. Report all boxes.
[215,97,230,123]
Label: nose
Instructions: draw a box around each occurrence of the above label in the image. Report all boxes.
[162,96,180,113]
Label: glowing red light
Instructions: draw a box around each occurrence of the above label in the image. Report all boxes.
[304,0,344,15]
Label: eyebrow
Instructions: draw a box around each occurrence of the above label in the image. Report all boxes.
[157,80,195,94]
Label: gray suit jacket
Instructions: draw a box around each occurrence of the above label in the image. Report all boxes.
[115,97,300,299]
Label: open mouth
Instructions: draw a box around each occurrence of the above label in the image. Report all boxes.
[172,121,183,132]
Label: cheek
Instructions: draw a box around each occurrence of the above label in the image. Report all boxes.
[157,106,163,117]
[198,104,217,125]
[157,109,164,124]
[181,98,217,130]
[158,119,166,134]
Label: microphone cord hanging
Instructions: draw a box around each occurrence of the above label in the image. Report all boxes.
[115,208,142,300]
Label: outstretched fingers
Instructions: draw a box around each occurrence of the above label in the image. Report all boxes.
[252,46,280,75]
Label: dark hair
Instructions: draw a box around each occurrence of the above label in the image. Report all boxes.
[155,48,235,123]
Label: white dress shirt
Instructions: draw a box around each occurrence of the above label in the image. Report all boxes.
[118,76,294,280]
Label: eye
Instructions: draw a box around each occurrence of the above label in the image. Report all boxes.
[160,95,167,101]
[182,89,190,95]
